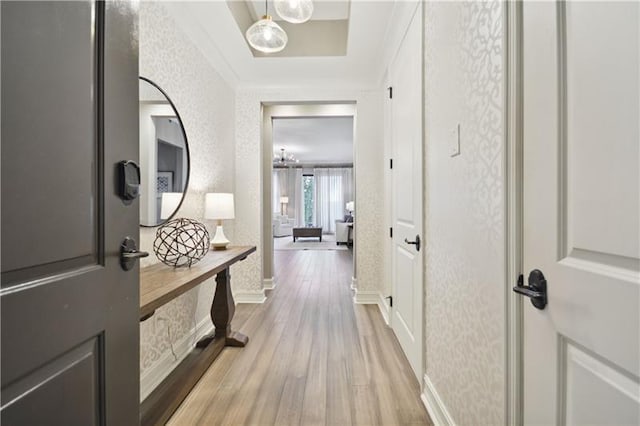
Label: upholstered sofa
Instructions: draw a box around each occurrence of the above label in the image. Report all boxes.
[273,215,295,237]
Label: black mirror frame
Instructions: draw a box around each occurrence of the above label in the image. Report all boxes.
[139,76,191,228]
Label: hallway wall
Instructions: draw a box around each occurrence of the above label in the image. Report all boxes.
[422,1,506,424]
[138,2,236,400]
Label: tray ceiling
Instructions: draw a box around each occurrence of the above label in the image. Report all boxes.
[162,0,418,89]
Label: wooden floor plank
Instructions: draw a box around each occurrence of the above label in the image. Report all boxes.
[168,249,432,426]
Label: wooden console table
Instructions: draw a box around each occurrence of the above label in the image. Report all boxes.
[139,246,256,426]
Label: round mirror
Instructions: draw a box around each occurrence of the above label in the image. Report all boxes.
[139,77,190,227]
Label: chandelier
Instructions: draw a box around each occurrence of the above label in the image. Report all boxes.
[274,148,299,166]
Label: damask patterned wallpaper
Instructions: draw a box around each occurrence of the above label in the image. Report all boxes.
[138,1,236,395]
[423,1,505,424]
[233,89,385,297]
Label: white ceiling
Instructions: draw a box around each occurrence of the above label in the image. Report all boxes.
[273,117,354,164]
[162,0,418,89]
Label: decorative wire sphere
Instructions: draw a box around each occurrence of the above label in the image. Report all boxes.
[153,218,210,268]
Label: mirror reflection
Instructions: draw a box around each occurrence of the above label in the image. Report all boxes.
[139,77,189,227]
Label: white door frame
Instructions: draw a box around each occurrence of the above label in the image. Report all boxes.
[261,103,358,289]
[387,0,424,383]
[505,1,523,424]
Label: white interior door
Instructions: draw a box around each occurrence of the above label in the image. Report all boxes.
[390,4,423,381]
[521,2,639,424]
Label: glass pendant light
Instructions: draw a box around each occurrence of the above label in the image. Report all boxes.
[274,0,314,24]
[246,0,288,53]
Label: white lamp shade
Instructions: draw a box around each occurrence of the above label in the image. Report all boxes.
[346,201,354,212]
[274,0,314,23]
[204,193,235,220]
[160,192,183,219]
[245,15,288,53]
[280,196,289,204]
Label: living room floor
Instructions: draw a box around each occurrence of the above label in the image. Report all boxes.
[273,233,349,251]
[168,250,430,425]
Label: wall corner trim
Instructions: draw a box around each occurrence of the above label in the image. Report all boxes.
[234,289,267,304]
[353,290,390,325]
[376,293,390,325]
[421,374,456,426]
[263,277,275,290]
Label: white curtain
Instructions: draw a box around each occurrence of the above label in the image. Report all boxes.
[274,167,352,230]
[272,169,288,216]
[273,168,304,224]
[313,168,353,234]
[294,168,304,226]
[272,169,279,215]
[341,168,354,210]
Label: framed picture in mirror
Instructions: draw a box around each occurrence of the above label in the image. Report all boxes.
[157,171,174,193]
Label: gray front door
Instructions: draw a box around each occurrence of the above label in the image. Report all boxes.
[1,2,140,424]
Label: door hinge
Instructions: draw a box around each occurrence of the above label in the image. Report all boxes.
[389,158,393,169]
[388,86,393,99]
[389,227,393,238]
[386,295,393,307]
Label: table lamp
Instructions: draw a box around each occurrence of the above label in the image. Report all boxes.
[280,196,289,216]
[160,192,183,220]
[204,193,235,250]
[345,201,354,213]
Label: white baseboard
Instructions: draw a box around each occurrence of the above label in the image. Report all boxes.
[353,290,390,325]
[263,277,275,290]
[234,289,267,304]
[140,316,214,402]
[353,290,379,304]
[421,374,456,426]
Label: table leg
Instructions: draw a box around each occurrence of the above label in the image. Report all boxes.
[196,267,248,348]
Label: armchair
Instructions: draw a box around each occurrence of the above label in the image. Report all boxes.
[273,215,295,237]
[335,215,353,245]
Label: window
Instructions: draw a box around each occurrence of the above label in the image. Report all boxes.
[303,175,314,226]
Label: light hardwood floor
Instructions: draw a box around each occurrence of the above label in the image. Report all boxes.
[169,250,431,425]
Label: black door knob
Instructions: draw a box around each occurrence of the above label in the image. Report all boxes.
[120,237,149,271]
[513,269,547,310]
[404,235,421,251]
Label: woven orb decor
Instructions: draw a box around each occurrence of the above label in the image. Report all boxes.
[153,218,210,268]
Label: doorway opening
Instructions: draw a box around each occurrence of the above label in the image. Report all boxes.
[262,103,357,291]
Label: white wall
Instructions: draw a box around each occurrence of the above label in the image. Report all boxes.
[137,1,508,419]
[138,2,236,400]
[139,103,176,226]
[422,1,506,424]
[233,88,385,300]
